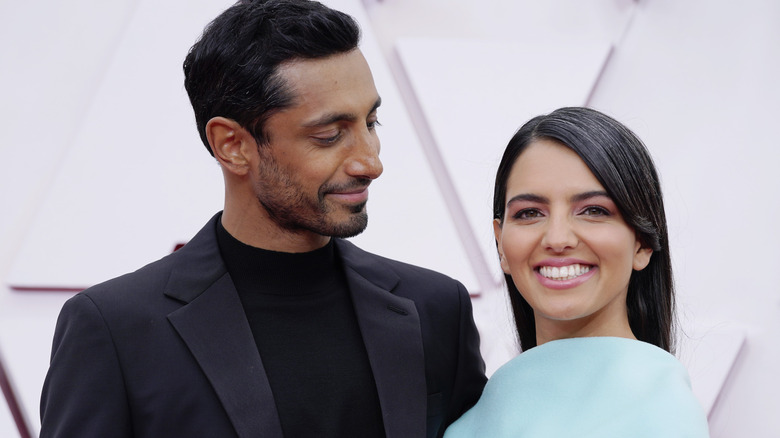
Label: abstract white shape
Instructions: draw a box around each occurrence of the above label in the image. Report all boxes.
[677,323,747,416]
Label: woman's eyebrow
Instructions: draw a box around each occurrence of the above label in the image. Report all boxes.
[506,193,548,205]
[570,190,610,203]
[506,190,610,207]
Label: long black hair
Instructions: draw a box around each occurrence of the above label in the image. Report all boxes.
[493,107,675,352]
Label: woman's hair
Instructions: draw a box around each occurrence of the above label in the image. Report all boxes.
[492,107,674,352]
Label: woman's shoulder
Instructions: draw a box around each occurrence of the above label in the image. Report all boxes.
[445,337,710,438]
[495,337,684,378]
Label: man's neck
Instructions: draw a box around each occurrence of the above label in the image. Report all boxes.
[220,207,330,253]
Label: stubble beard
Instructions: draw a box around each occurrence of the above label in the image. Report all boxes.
[254,160,370,239]
[257,193,369,238]
[320,201,369,238]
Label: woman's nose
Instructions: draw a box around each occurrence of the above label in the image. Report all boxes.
[541,216,578,253]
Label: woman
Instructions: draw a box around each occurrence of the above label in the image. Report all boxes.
[445,107,709,437]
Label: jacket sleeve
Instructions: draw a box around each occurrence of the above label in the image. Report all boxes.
[40,293,133,438]
[442,282,487,435]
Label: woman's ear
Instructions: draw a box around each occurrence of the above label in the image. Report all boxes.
[633,241,653,271]
[493,218,510,274]
[206,117,255,176]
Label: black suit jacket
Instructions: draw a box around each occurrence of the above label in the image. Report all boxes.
[40,213,486,438]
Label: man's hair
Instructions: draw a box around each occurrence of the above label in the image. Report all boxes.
[183,0,361,155]
[493,107,675,353]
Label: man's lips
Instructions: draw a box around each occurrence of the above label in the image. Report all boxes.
[326,186,369,203]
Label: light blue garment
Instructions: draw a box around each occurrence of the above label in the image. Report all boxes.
[445,337,709,438]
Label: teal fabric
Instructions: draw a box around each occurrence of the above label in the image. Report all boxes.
[445,337,709,437]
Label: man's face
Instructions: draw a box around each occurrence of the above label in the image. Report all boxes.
[250,49,383,239]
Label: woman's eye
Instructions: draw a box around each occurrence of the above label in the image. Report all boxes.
[514,209,543,220]
[367,119,381,130]
[582,206,610,216]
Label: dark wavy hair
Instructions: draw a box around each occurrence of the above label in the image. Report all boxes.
[183,0,361,155]
[492,107,675,352]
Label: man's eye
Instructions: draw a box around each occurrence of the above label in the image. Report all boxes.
[367,119,381,130]
[315,132,342,145]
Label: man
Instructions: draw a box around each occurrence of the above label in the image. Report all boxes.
[39,1,486,437]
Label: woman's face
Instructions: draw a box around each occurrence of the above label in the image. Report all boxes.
[493,139,652,343]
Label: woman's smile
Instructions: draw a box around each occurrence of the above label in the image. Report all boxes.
[537,263,592,281]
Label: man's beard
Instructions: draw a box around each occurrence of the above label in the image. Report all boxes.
[253,147,371,239]
[255,177,370,239]
[258,195,369,238]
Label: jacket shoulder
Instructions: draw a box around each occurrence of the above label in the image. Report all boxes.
[78,249,179,303]
[337,239,469,297]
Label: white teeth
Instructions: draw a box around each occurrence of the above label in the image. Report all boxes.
[539,264,590,280]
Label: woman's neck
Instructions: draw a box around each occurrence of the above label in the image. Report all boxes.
[534,310,636,346]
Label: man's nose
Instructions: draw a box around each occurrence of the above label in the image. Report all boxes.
[345,131,383,180]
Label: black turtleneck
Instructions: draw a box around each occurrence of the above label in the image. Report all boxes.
[216,220,385,438]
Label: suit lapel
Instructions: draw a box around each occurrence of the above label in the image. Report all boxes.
[161,219,427,438]
[337,240,427,438]
[164,214,283,438]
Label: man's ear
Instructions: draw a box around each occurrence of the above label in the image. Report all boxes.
[206,117,255,176]
[493,218,510,274]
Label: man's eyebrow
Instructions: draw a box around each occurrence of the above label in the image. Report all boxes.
[302,96,382,128]
[370,96,382,113]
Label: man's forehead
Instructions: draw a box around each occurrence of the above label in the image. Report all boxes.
[276,49,368,84]
[274,50,380,119]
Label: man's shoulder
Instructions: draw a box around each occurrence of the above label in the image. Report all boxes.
[75,249,180,306]
[336,239,465,290]
[77,213,222,304]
